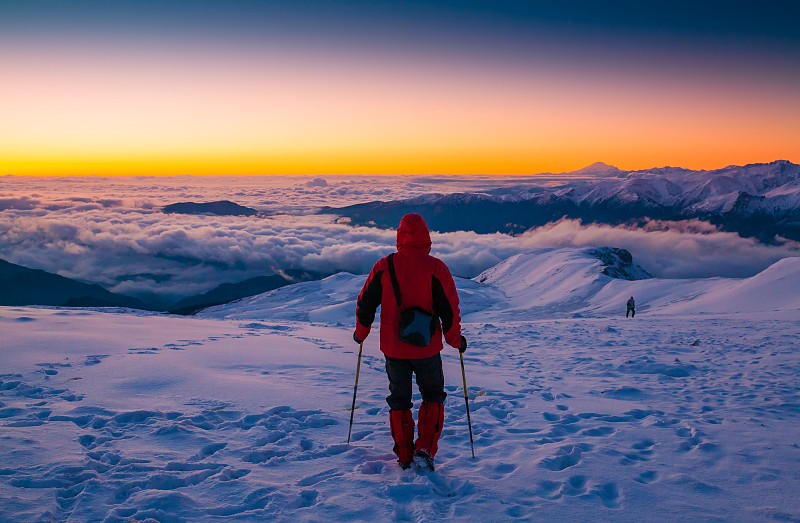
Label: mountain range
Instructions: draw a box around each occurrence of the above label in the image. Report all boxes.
[324,160,800,242]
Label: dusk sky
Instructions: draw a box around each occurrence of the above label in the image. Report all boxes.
[2,0,799,175]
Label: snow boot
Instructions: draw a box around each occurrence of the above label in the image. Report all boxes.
[413,448,435,471]
[415,401,444,464]
[389,409,415,468]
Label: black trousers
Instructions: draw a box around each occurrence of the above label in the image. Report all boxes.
[385,353,447,410]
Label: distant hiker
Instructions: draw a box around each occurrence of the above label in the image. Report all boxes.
[626,296,636,318]
[354,213,466,470]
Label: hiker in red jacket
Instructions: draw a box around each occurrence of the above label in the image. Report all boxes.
[354,213,466,470]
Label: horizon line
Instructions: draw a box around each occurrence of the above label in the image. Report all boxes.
[3,158,796,178]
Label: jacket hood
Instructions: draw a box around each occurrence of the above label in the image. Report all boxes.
[396,214,432,253]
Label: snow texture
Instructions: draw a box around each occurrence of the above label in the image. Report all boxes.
[1,247,799,522]
[497,160,800,214]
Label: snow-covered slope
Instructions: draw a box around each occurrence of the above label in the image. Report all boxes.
[2,245,800,521]
[473,247,651,317]
[474,248,800,319]
[2,291,799,521]
[203,247,799,323]
[201,247,645,322]
[200,271,502,324]
[202,272,365,324]
[592,256,800,316]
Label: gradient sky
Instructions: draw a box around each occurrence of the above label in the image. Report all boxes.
[1,0,799,175]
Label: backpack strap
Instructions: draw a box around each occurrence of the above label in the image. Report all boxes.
[387,253,403,308]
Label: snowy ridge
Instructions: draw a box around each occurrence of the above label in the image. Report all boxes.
[203,247,799,322]
[201,272,365,324]
[592,256,800,316]
[202,247,647,322]
[473,248,649,317]
[474,248,800,318]
[201,270,504,325]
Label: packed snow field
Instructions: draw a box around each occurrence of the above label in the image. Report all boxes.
[1,250,799,522]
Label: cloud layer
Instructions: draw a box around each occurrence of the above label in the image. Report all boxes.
[2,176,797,302]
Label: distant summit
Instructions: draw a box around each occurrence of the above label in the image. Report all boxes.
[566,162,625,177]
[162,200,259,216]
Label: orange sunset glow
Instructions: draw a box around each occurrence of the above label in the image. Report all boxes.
[1,3,798,176]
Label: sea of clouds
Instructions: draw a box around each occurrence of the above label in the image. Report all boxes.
[2,176,798,302]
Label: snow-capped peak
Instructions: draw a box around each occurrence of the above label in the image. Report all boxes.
[565,162,625,177]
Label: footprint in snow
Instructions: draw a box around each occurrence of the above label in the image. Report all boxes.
[676,426,717,452]
[297,468,343,487]
[591,482,622,509]
[349,430,372,442]
[489,462,517,479]
[539,443,592,471]
[561,475,589,496]
[634,470,659,484]
[288,489,319,508]
[189,442,228,461]
[620,438,656,465]
[357,461,385,475]
[579,426,616,437]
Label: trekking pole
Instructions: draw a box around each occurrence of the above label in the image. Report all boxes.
[459,352,476,458]
[347,342,364,444]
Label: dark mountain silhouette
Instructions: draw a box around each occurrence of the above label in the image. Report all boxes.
[162,200,259,216]
[0,257,328,314]
[0,259,154,310]
[168,269,326,315]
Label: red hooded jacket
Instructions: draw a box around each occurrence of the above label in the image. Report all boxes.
[355,214,462,359]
